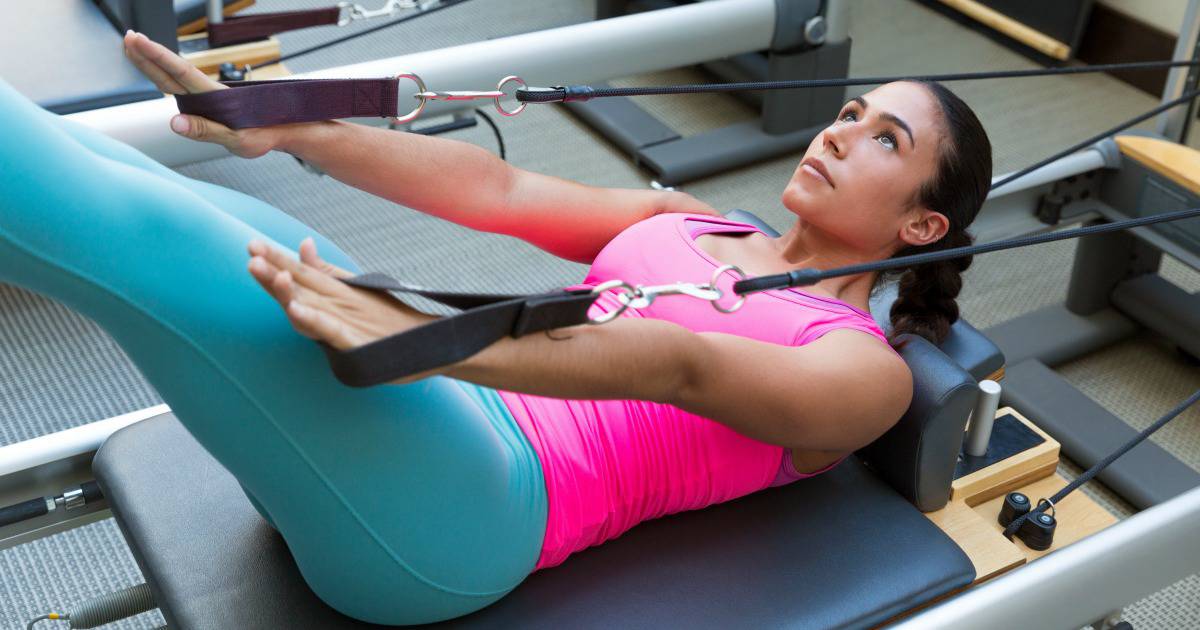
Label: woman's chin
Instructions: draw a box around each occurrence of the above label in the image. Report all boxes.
[781,183,818,213]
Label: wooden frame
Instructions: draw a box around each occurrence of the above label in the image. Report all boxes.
[935,0,1072,60]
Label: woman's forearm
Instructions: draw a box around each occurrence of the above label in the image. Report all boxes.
[274,121,517,233]
[445,317,696,404]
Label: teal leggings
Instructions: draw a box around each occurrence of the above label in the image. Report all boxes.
[0,80,547,625]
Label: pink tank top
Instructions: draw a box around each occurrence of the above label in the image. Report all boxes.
[498,213,888,570]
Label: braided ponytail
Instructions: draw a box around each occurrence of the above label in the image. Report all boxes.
[887,82,991,345]
[888,232,973,344]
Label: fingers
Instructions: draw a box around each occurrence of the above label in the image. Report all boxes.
[299,238,354,279]
[168,114,241,150]
[249,254,349,346]
[123,32,187,94]
[254,240,349,295]
[286,302,365,350]
[122,31,224,95]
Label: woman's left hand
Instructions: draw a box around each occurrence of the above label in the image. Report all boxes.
[247,238,438,362]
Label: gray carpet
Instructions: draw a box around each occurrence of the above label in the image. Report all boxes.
[2,0,1198,628]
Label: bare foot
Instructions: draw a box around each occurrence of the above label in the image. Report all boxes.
[246,239,438,357]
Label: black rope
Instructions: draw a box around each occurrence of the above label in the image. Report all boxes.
[474,108,507,161]
[247,0,473,72]
[992,88,1200,190]
[1002,387,1200,540]
[732,208,1200,295]
[516,59,1200,103]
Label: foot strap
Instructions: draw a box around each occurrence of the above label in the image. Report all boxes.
[322,273,599,387]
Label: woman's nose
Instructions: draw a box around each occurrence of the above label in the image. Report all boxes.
[822,125,846,157]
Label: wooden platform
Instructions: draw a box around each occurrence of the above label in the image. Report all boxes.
[180,33,282,76]
[1116,134,1200,197]
[926,407,1118,584]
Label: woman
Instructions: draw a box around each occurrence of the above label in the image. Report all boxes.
[0,31,989,624]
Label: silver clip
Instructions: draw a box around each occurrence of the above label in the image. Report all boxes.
[340,0,440,23]
[709,264,748,313]
[412,76,529,117]
[586,268,753,325]
[619,282,723,310]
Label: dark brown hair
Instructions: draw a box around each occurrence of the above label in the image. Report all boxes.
[886,81,992,345]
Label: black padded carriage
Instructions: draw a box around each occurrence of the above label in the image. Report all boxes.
[93,212,1004,628]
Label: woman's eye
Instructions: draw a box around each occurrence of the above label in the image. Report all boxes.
[839,111,857,123]
[877,133,897,151]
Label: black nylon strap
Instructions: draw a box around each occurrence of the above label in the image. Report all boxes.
[174,78,400,129]
[325,274,598,387]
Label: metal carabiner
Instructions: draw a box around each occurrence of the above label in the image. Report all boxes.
[619,282,723,310]
[709,264,748,313]
[391,73,429,124]
[341,0,421,23]
[588,280,637,325]
[413,76,530,117]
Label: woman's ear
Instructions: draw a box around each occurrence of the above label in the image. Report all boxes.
[899,208,950,247]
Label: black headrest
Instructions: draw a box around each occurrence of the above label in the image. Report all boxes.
[724,209,982,511]
[856,335,977,510]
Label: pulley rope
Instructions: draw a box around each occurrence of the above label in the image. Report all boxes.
[732,208,1200,295]
[1002,388,1200,540]
[515,59,1200,103]
[992,87,1200,190]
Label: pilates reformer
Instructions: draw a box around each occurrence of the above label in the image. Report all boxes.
[3,1,1200,628]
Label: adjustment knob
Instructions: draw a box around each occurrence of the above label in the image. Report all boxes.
[998,491,1030,528]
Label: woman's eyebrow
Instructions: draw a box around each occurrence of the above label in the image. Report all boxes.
[852,96,916,149]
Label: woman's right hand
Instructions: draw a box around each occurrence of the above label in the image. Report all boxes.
[122,30,281,158]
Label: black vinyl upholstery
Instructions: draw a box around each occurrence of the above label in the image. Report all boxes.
[0,1,171,114]
[94,413,975,630]
[857,335,979,511]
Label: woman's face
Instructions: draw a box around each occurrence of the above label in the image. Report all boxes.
[782,81,947,254]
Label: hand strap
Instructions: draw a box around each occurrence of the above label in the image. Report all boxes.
[175,78,400,128]
[323,273,600,387]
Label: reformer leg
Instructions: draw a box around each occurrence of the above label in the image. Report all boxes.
[0,80,547,625]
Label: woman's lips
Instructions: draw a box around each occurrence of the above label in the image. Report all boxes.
[801,158,834,187]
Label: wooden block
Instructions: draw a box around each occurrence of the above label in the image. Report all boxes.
[936,0,1071,60]
[244,63,291,80]
[1115,134,1200,197]
[985,365,1005,382]
[973,473,1119,562]
[180,33,281,76]
[177,0,257,36]
[951,408,1060,506]
[925,499,1026,583]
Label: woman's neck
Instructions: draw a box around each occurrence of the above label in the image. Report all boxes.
[773,220,891,311]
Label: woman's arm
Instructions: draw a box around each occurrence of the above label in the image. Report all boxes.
[447,323,912,451]
[276,122,718,263]
[250,237,906,452]
[121,32,719,264]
